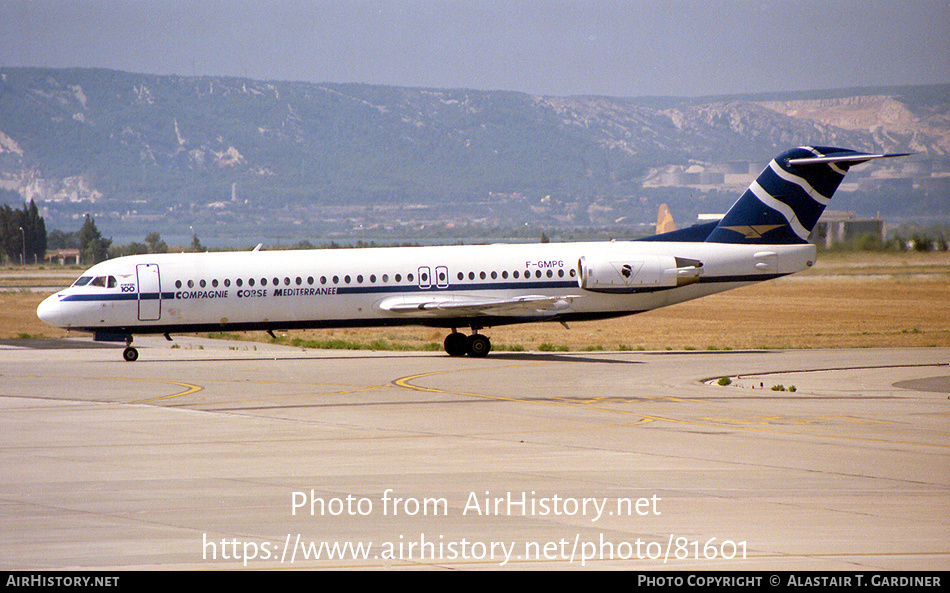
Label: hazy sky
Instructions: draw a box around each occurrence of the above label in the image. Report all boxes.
[1,0,947,97]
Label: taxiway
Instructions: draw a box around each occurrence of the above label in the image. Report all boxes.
[0,337,947,570]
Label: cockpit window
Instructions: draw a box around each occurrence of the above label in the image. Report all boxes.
[82,276,117,288]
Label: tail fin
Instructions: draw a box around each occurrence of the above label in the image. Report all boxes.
[656,204,677,234]
[705,146,908,244]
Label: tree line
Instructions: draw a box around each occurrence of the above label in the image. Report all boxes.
[0,202,161,266]
[2,196,947,267]
[0,200,46,265]
[46,219,174,263]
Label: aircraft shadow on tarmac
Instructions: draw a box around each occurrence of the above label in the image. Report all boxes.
[116,350,646,365]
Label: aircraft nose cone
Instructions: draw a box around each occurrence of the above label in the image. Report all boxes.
[36,293,67,328]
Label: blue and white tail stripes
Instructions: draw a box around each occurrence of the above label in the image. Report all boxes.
[705,146,907,244]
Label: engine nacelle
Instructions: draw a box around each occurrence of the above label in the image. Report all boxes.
[577,254,703,293]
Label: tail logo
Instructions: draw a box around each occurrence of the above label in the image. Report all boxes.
[720,224,785,240]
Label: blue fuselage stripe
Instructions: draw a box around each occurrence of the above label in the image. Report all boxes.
[58,274,781,305]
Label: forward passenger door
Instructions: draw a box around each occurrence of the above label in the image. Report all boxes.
[136,264,162,321]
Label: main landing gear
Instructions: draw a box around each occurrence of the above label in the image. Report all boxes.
[443,330,491,358]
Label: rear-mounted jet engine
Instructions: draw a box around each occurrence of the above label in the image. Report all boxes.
[577,255,703,293]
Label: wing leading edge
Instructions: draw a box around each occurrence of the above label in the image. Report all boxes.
[378,294,582,317]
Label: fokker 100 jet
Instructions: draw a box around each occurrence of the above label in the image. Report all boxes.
[37,146,905,361]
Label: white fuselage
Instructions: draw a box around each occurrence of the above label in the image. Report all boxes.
[37,240,816,337]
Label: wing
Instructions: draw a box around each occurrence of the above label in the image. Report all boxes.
[377,294,582,318]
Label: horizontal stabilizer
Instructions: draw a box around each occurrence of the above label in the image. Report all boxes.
[787,152,911,166]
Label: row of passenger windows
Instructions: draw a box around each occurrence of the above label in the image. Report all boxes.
[172,267,576,290]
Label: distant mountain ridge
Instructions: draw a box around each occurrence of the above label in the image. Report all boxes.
[0,67,946,238]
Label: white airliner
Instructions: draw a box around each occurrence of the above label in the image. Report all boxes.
[37,146,905,361]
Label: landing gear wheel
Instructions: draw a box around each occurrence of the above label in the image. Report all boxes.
[123,346,139,362]
[444,332,468,357]
[466,334,491,358]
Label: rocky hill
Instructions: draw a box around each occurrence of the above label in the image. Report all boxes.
[0,67,946,240]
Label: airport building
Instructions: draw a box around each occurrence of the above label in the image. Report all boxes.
[809,211,885,248]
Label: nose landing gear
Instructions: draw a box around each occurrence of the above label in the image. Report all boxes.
[123,337,139,362]
[95,332,140,362]
[444,329,491,358]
